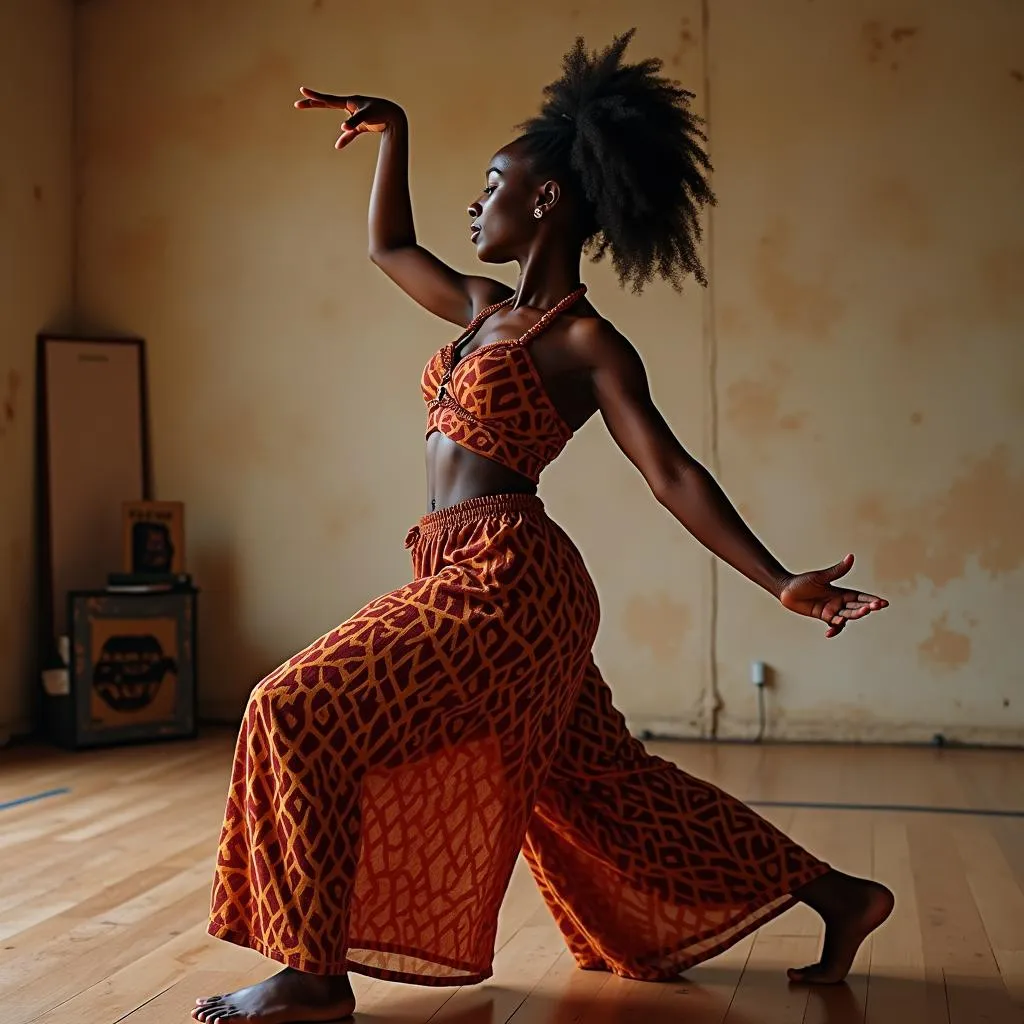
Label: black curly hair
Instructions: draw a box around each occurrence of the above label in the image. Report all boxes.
[514,29,715,293]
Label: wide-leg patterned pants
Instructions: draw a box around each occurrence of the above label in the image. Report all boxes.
[208,494,829,986]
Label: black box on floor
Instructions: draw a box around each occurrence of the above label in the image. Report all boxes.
[44,587,198,750]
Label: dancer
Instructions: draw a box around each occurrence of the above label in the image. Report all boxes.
[194,31,892,1024]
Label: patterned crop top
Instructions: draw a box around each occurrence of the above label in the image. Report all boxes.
[421,286,587,484]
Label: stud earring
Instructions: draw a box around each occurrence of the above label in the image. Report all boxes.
[533,208,543,220]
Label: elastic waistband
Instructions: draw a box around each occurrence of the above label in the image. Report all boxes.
[405,493,546,547]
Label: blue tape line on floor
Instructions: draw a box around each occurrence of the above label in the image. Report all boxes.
[750,799,1024,819]
[0,787,70,811]
[0,788,1019,819]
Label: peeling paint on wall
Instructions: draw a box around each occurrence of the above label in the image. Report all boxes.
[69,0,1024,744]
[622,592,692,667]
[918,613,972,670]
[852,445,1024,592]
[0,370,20,437]
[861,20,922,71]
[724,362,808,439]
[0,0,74,736]
[752,220,846,340]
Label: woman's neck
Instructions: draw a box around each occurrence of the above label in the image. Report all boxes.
[512,244,583,311]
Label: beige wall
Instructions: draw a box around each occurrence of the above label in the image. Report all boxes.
[70,0,1023,744]
[0,0,75,739]
[710,1,1024,743]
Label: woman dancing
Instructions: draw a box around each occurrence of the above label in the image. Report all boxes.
[193,31,892,1024]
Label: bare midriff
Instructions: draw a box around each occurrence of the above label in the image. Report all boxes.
[425,432,536,514]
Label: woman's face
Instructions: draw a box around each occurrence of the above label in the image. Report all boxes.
[467,143,542,264]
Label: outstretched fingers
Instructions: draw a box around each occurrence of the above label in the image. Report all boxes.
[294,86,359,110]
[822,590,890,638]
[295,86,331,109]
[825,590,888,618]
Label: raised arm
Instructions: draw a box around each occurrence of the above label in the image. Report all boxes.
[295,88,510,327]
[578,321,889,637]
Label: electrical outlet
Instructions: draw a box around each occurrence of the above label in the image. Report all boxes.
[750,660,767,687]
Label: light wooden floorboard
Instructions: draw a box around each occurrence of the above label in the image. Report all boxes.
[1,730,1022,1024]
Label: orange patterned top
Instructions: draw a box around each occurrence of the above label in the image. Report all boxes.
[421,286,587,484]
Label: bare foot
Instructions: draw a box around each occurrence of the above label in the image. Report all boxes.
[788,870,895,984]
[192,967,355,1022]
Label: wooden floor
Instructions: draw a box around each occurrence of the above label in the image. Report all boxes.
[2,731,1023,1024]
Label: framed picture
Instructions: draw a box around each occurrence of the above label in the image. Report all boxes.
[122,500,186,574]
[62,589,197,749]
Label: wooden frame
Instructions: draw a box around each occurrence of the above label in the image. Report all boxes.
[35,335,151,722]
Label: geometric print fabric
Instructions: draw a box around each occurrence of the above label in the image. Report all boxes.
[208,493,828,985]
[420,289,584,485]
[208,494,598,984]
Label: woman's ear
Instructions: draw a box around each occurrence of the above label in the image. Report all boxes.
[542,180,562,209]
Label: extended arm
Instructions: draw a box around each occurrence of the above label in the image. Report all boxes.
[584,323,888,636]
[295,89,510,326]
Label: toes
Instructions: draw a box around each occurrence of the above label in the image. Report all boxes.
[788,963,843,985]
[194,1009,229,1023]
[788,964,820,983]
[196,1010,231,1023]
[195,996,224,1005]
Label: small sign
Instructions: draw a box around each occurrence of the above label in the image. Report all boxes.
[122,501,185,574]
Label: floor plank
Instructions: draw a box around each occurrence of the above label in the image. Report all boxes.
[1,732,1022,1024]
[910,819,1020,1024]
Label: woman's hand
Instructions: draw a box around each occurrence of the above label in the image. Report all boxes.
[294,88,404,149]
[779,554,889,638]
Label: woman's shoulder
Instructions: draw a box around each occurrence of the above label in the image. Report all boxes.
[564,307,636,365]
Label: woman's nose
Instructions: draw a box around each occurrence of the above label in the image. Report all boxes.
[467,201,481,218]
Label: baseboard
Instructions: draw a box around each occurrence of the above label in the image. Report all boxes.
[198,701,246,727]
[626,715,1024,749]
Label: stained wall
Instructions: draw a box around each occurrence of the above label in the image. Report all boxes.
[63,0,1024,744]
[0,0,75,739]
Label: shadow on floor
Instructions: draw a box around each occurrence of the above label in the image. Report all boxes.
[354,969,981,1024]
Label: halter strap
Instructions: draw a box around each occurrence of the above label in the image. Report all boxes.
[515,285,587,346]
[458,296,513,341]
[454,285,587,358]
